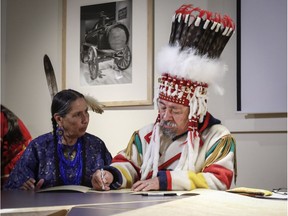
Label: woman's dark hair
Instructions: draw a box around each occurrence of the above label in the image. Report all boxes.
[1,105,24,144]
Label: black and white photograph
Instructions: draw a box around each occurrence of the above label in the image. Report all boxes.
[64,0,153,107]
[80,1,132,86]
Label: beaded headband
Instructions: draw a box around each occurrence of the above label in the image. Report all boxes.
[158,73,208,107]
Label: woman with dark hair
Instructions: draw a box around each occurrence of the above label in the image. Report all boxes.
[4,89,112,190]
[1,105,32,188]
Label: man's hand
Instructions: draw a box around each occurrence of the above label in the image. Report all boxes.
[131,177,160,191]
[20,178,44,190]
[91,169,113,191]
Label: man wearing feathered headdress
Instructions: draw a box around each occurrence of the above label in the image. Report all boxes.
[92,4,237,191]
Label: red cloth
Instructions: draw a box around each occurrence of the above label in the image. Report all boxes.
[1,112,32,187]
[203,164,233,189]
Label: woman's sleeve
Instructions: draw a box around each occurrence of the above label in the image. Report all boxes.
[3,140,39,190]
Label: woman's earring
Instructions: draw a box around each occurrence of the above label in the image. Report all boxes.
[56,127,64,136]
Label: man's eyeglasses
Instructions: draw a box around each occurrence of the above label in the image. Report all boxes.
[272,188,287,195]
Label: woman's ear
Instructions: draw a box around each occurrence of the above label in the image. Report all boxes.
[53,114,62,126]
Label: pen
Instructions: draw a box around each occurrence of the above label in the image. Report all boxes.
[142,192,177,196]
[100,168,105,190]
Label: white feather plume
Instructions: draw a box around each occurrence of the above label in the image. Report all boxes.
[84,95,104,114]
[157,45,227,95]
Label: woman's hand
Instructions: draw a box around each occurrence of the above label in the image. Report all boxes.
[131,177,160,191]
[91,169,113,191]
[20,178,44,190]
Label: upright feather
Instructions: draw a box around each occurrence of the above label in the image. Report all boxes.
[43,55,58,100]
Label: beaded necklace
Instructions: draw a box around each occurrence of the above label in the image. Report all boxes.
[57,136,83,185]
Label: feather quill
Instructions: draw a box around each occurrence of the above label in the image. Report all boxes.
[43,55,58,100]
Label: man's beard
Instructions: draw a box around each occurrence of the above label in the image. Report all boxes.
[159,120,177,139]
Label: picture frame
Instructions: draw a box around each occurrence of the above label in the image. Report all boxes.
[236,0,241,111]
[62,0,154,107]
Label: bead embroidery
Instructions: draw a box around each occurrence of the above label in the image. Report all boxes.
[57,136,83,185]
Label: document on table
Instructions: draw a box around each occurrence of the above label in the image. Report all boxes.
[37,185,199,196]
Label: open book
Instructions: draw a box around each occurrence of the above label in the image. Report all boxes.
[37,185,133,193]
[37,185,93,193]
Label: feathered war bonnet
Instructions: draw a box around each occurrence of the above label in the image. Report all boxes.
[140,4,235,180]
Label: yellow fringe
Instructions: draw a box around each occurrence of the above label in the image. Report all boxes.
[124,131,142,165]
[202,135,237,183]
[124,132,137,160]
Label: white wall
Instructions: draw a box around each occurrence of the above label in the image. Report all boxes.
[1,0,287,190]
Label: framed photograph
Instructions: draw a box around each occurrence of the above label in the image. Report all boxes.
[62,0,154,107]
